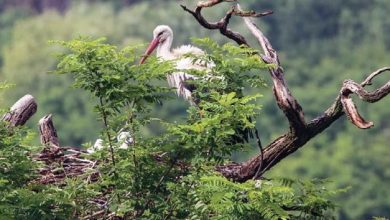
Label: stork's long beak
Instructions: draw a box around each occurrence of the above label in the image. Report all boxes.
[139,37,161,64]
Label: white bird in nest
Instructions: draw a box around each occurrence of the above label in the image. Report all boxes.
[87,130,133,153]
[87,138,104,154]
[140,25,215,105]
[116,130,134,149]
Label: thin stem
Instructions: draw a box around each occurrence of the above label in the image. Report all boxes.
[127,101,138,171]
[98,97,121,204]
[136,159,177,217]
[163,180,196,220]
[99,97,116,167]
[252,127,264,179]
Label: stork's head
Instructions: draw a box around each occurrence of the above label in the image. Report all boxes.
[140,25,173,64]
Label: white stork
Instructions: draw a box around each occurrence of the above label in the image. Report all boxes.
[140,25,214,105]
[140,25,252,143]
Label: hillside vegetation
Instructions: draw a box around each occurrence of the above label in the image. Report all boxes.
[0,1,389,219]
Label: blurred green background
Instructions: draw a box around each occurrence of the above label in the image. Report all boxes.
[0,0,389,219]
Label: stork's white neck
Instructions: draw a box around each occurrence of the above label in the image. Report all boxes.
[156,36,174,60]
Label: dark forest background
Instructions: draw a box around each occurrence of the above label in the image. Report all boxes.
[0,0,389,219]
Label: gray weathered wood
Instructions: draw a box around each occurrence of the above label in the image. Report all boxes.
[2,94,37,127]
[38,114,60,147]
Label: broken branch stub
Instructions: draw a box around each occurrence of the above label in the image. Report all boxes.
[39,114,60,148]
[1,94,37,127]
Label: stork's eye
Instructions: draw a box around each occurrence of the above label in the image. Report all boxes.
[157,32,163,37]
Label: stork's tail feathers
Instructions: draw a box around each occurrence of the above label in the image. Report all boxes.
[167,72,199,105]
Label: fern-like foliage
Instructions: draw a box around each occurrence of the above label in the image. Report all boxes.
[175,175,339,220]
[0,38,343,219]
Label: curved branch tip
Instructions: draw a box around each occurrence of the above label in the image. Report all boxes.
[361,67,390,87]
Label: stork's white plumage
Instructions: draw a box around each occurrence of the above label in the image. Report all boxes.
[140,25,213,104]
[87,138,104,153]
[140,25,252,144]
[117,131,133,149]
[87,130,133,153]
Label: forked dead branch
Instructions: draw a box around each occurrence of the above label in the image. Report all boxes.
[181,0,390,182]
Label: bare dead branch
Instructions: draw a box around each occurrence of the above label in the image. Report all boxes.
[237,6,277,63]
[361,67,390,87]
[197,0,236,8]
[39,114,60,148]
[180,4,249,46]
[181,3,273,47]
[218,6,389,180]
[217,67,390,182]
[341,96,373,129]
[341,79,390,129]
[81,210,106,220]
[238,4,306,134]
[219,7,235,31]
[181,3,390,181]
[233,8,273,18]
[2,94,37,127]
